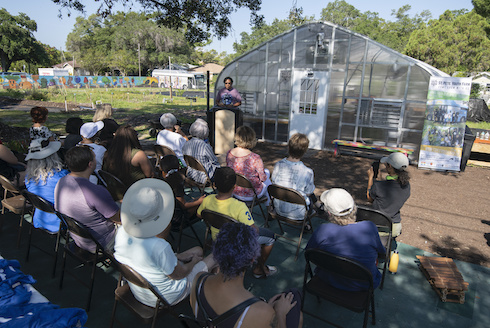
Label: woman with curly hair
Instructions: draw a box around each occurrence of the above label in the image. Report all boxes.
[190,223,303,328]
[25,139,69,232]
[29,106,56,141]
[103,125,154,186]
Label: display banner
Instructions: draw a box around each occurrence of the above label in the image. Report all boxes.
[418,77,471,171]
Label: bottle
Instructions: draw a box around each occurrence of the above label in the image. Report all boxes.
[476,132,480,139]
[485,132,490,140]
[389,250,399,274]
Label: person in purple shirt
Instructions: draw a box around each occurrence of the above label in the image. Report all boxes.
[306,188,386,291]
[55,145,120,253]
[215,77,242,107]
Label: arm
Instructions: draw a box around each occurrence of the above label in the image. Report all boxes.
[0,144,19,165]
[268,293,298,328]
[177,194,205,210]
[167,255,201,280]
[108,210,121,224]
[366,167,375,202]
[174,125,189,140]
[131,150,154,178]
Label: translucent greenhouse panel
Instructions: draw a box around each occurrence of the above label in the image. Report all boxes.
[268,41,282,62]
[344,66,363,97]
[406,66,431,101]
[339,124,356,140]
[332,40,349,70]
[403,102,427,130]
[362,63,409,99]
[294,41,310,68]
[399,130,421,155]
[334,28,350,40]
[340,103,358,124]
[348,37,367,62]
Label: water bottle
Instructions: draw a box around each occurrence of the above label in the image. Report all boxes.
[476,132,480,139]
[485,132,490,140]
[389,250,399,274]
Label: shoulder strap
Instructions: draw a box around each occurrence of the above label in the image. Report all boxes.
[195,274,261,328]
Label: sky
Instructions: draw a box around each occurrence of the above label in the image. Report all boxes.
[1,0,475,56]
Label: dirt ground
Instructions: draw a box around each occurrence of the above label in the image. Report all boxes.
[2,99,489,268]
[253,142,490,268]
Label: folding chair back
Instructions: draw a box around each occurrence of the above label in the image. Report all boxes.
[154,145,177,175]
[200,209,237,252]
[58,213,111,312]
[303,248,375,328]
[267,184,313,260]
[0,174,31,246]
[98,169,128,201]
[171,198,203,252]
[22,190,63,277]
[356,205,392,289]
[234,173,268,221]
[184,155,214,194]
[109,258,187,328]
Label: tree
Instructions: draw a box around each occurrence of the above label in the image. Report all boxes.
[320,0,361,29]
[52,0,264,43]
[405,10,490,75]
[0,8,47,72]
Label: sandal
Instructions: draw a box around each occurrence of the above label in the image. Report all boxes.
[253,265,278,279]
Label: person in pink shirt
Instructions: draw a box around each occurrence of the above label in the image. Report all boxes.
[226,126,271,204]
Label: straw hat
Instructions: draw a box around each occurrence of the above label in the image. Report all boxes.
[120,178,174,238]
[25,139,61,161]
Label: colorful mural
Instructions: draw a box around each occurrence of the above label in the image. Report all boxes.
[0,73,159,90]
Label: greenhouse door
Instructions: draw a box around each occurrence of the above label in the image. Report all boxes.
[289,70,328,150]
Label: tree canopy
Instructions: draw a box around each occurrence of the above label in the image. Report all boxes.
[52,0,264,43]
[0,8,48,72]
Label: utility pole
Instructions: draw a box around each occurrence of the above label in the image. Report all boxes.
[138,43,141,77]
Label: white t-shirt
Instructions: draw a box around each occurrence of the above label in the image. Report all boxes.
[114,227,187,306]
[80,142,106,184]
[156,129,186,163]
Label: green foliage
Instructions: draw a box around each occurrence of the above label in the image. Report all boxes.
[52,0,264,44]
[25,90,49,101]
[0,8,48,72]
[471,83,483,98]
[405,10,490,75]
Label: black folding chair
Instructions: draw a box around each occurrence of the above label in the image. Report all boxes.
[267,184,315,260]
[356,205,392,290]
[302,248,376,328]
[109,257,189,328]
[172,199,203,252]
[200,209,237,253]
[234,173,268,221]
[22,190,64,278]
[58,214,113,311]
[98,169,129,202]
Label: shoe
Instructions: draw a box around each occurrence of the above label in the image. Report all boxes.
[303,223,312,233]
[253,265,278,279]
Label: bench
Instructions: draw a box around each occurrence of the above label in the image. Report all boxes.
[332,139,414,158]
[186,96,197,104]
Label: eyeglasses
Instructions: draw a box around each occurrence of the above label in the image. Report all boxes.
[225,82,232,85]
[29,139,50,153]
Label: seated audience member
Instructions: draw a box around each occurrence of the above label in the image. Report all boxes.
[367,152,411,238]
[215,77,242,108]
[182,119,220,184]
[114,178,216,307]
[93,103,119,149]
[197,167,276,278]
[25,139,69,232]
[79,121,106,184]
[306,188,386,291]
[55,146,120,253]
[191,223,303,328]
[0,141,26,186]
[29,106,57,141]
[161,155,205,230]
[271,133,316,221]
[226,125,271,204]
[156,113,188,166]
[103,125,154,186]
[62,117,83,151]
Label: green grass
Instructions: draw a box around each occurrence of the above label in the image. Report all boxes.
[466,121,490,130]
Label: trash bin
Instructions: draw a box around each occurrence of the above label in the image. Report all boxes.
[460,125,476,171]
[207,106,243,155]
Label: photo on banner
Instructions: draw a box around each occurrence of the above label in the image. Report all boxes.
[418,77,471,171]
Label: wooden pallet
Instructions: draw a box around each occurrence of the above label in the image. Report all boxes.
[416,256,469,304]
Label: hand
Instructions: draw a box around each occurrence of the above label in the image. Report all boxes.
[268,292,297,318]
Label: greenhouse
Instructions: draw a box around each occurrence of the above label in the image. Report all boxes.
[216,21,449,161]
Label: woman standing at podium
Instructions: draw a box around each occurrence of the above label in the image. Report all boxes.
[215,77,242,108]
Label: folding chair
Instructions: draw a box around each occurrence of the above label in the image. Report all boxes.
[171,199,203,252]
[234,173,268,222]
[302,249,376,328]
[109,257,189,328]
[0,174,32,247]
[22,190,63,277]
[98,169,129,202]
[200,209,237,253]
[356,205,392,290]
[267,184,315,260]
[58,214,112,311]
[183,155,215,195]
